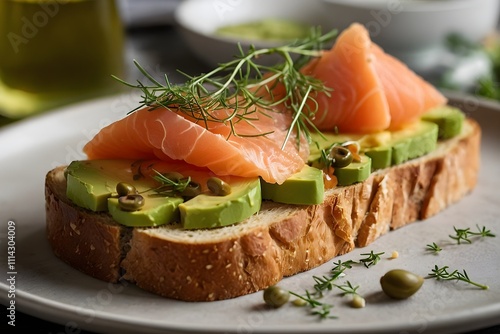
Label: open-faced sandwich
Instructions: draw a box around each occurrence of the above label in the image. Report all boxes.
[45,23,480,301]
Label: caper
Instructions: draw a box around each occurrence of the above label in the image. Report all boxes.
[162,172,184,182]
[181,181,201,198]
[207,177,232,196]
[118,194,145,211]
[329,145,353,168]
[263,285,290,308]
[116,182,138,197]
[380,269,424,299]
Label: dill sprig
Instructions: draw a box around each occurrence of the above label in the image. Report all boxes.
[113,28,338,148]
[428,265,489,290]
[151,169,191,195]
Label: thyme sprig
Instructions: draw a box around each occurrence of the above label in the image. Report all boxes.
[359,251,385,268]
[426,242,443,254]
[428,265,489,290]
[335,281,360,297]
[449,225,496,244]
[289,291,337,319]
[114,28,338,148]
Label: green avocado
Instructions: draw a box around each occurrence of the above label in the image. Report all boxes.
[108,196,183,227]
[334,154,372,186]
[361,120,438,168]
[179,177,261,230]
[261,165,324,205]
[65,160,157,212]
[421,106,465,139]
[364,146,392,170]
[66,159,263,229]
[389,121,438,165]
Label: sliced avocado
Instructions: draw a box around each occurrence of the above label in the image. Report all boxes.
[421,106,465,139]
[261,165,324,205]
[108,196,183,227]
[65,160,157,212]
[179,177,261,230]
[390,121,438,165]
[334,154,371,186]
[364,146,392,170]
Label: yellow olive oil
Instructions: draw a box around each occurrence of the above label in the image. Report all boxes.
[0,0,125,118]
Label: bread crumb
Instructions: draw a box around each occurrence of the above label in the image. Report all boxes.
[159,276,165,282]
[90,244,95,251]
[208,293,214,299]
[206,264,213,270]
[202,249,210,254]
[69,222,80,235]
[186,276,192,283]
[225,263,232,268]
[390,250,399,259]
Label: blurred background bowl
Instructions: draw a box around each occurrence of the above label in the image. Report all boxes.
[321,0,500,73]
[175,0,499,81]
[174,0,327,67]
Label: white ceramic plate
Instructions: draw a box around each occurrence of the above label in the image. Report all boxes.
[1,94,500,334]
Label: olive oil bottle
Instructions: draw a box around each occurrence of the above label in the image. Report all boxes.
[0,0,125,118]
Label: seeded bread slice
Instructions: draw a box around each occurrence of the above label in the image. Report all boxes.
[45,118,480,301]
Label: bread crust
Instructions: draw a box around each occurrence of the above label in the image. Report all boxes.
[45,119,481,301]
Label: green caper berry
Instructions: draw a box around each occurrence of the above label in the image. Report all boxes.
[329,145,353,168]
[207,177,232,196]
[380,269,424,299]
[118,194,145,211]
[116,182,137,197]
[181,181,201,198]
[263,285,290,308]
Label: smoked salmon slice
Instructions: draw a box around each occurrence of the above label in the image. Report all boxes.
[301,23,447,132]
[84,23,447,184]
[83,106,308,184]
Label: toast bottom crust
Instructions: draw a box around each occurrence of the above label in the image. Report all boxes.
[45,119,481,301]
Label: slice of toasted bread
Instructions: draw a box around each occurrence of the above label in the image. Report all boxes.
[45,118,480,301]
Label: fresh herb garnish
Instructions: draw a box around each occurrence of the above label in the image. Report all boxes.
[449,225,496,244]
[426,242,443,254]
[359,251,385,268]
[151,169,192,195]
[114,28,338,148]
[331,259,356,274]
[428,265,489,290]
[289,290,337,319]
[335,280,360,297]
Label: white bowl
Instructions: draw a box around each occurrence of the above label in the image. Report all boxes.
[321,0,500,73]
[174,0,328,67]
